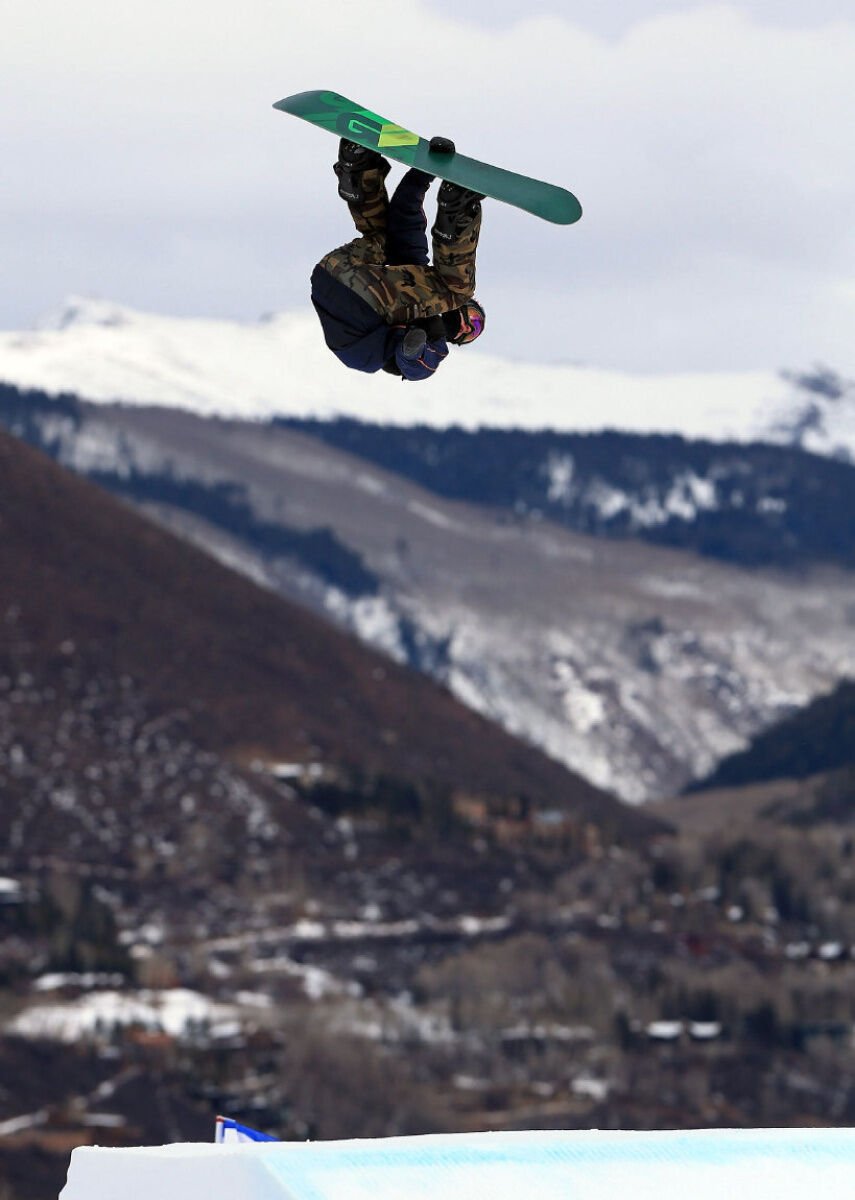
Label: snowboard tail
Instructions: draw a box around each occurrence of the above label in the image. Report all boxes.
[274,89,582,226]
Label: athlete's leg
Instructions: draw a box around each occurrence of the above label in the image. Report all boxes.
[386,168,434,266]
[431,183,483,298]
[320,161,391,276]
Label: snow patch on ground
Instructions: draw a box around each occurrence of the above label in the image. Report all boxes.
[6,988,237,1042]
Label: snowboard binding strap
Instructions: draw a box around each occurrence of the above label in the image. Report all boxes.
[334,139,390,204]
[432,180,484,244]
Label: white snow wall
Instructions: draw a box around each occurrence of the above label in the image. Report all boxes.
[60,1127,855,1200]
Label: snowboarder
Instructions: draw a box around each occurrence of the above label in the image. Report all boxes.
[310,140,486,381]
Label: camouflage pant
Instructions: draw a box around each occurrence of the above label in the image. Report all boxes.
[317,166,482,325]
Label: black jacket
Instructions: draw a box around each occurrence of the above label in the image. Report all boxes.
[311,265,448,380]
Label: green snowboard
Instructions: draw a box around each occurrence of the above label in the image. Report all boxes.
[273,89,582,226]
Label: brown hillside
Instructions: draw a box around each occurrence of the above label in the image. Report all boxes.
[0,428,657,838]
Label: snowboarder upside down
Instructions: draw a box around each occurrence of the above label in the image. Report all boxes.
[310,140,486,381]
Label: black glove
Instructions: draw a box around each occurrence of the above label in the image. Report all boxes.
[442,309,462,342]
[401,327,427,359]
[424,315,446,342]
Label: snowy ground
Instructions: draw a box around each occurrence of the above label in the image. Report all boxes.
[60,1128,855,1200]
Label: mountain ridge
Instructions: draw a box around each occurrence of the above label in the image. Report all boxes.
[4,383,855,802]
[688,680,855,793]
[278,417,855,570]
[2,296,854,459]
[0,425,649,838]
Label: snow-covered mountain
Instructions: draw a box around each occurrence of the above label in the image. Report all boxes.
[2,296,854,459]
[5,385,855,804]
[4,297,855,803]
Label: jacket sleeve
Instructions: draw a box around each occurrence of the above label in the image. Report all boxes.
[393,330,449,382]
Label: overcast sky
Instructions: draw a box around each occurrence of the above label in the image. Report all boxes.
[3,0,854,373]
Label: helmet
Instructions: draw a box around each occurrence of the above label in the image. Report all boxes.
[443,300,485,346]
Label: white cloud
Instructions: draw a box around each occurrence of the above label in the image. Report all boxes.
[2,1,854,373]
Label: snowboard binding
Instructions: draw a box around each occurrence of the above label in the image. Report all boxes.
[432,180,485,244]
[334,138,390,204]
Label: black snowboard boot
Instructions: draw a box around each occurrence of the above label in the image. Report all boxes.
[432,180,485,244]
[334,139,390,204]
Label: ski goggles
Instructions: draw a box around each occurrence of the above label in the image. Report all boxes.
[447,301,485,346]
